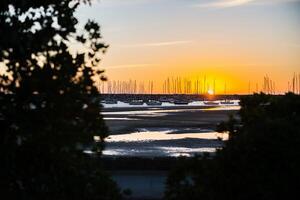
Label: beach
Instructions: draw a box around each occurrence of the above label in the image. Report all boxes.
[103,105,239,134]
[101,103,239,157]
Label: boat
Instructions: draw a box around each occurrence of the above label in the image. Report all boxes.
[174,100,189,105]
[104,99,118,104]
[220,82,234,105]
[160,97,175,103]
[220,100,234,105]
[204,101,219,106]
[159,97,170,103]
[129,100,144,105]
[146,100,162,106]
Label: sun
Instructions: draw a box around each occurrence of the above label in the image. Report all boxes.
[207,89,214,95]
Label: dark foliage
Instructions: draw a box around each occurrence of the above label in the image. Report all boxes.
[165,93,300,200]
[0,1,120,199]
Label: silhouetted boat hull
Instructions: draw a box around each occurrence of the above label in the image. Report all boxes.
[174,100,189,105]
[220,101,234,105]
[204,101,219,106]
[104,100,118,104]
[146,101,162,106]
[129,100,144,105]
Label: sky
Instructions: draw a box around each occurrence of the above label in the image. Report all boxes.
[76,0,300,94]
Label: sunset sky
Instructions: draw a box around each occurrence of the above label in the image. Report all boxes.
[76,0,300,94]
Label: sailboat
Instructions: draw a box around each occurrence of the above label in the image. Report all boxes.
[203,101,219,106]
[129,100,144,105]
[220,82,234,105]
[220,99,234,105]
[146,100,162,106]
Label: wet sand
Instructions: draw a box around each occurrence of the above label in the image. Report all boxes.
[102,105,238,135]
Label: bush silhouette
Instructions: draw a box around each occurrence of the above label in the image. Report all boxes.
[0,1,120,199]
[165,93,300,200]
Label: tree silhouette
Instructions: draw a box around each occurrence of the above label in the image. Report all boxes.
[165,93,300,200]
[0,1,120,199]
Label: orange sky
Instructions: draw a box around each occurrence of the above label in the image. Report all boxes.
[58,0,300,94]
[1,1,299,94]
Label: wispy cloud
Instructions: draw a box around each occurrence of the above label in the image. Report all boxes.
[120,40,193,48]
[105,64,159,69]
[194,0,256,8]
[193,0,300,8]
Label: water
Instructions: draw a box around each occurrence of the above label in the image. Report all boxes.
[111,170,167,199]
[97,101,238,157]
[102,105,240,118]
[97,128,228,157]
[99,100,237,199]
[103,117,138,120]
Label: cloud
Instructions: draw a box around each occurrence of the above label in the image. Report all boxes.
[194,0,256,8]
[105,64,159,69]
[120,40,193,48]
[193,0,300,8]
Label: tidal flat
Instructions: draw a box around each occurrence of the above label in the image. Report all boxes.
[102,104,239,157]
